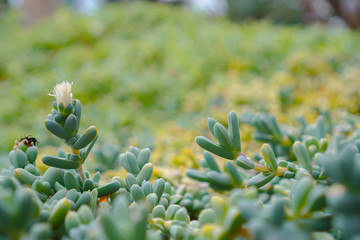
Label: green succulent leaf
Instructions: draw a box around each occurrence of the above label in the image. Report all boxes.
[76,192,91,209]
[206,171,232,188]
[42,155,81,169]
[49,198,71,227]
[64,114,78,133]
[207,117,218,137]
[14,149,28,168]
[25,146,38,164]
[97,180,121,198]
[224,207,244,232]
[199,208,216,226]
[196,136,234,160]
[247,172,275,188]
[153,178,165,200]
[131,184,146,202]
[214,123,234,150]
[73,100,82,133]
[126,152,140,175]
[225,161,243,184]
[228,111,241,152]
[293,141,313,172]
[41,167,60,187]
[65,211,81,233]
[83,179,96,191]
[260,144,278,172]
[78,205,93,224]
[136,163,153,184]
[44,119,71,140]
[137,148,151,169]
[235,154,255,170]
[152,205,166,218]
[14,168,37,184]
[204,152,221,172]
[186,169,208,182]
[72,126,98,149]
[64,171,80,191]
[290,177,313,215]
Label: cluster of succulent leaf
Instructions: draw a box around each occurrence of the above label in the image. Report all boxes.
[2,80,360,240]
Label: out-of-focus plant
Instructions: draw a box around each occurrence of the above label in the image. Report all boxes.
[226,0,302,23]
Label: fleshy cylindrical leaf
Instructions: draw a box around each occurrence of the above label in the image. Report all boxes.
[44,119,71,140]
[224,207,244,232]
[64,114,78,133]
[76,192,91,209]
[131,185,146,202]
[293,141,312,172]
[15,149,28,168]
[14,168,37,184]
[153,178,165,200]
[129,146,140,158]
[228,111,241,152]
[246,173,275,188]
[42,155,81,169]
[64,171,80,191]
[290,177,313,215]
[199,209,216,226]
[83,179,95,191]
[207,117,218,137]
[225,161,243,184]
[152,205,166,218]
[97,180,121,198]
[260,144,278,172]
[137,148,151,169]
[49,198,71,227]
[125,173,137,190]
[196,136,234,160]
[65,211,81,233]
[136,163,153,184]
[73,100,82,133]
[126,152,140,174]
[25,146,38,164]
[186,169,208,182]
[174,207,190,223]
[41,167,60,187]
[214,123,233,150]
[211,196,227,222]
[206,171,232,188]
[204,152,221,172]
[78,205,93,224]
[235,155,255,170]
[71,126,97,149]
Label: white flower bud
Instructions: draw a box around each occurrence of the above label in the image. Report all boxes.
[49,81,73,107]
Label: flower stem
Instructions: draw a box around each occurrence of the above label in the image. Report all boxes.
[72,148,86,182]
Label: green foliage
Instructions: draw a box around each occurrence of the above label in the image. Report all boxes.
[2,3,360,240]
[3,73,360,240]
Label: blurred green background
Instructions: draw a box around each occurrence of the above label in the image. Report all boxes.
[0,1,360,166]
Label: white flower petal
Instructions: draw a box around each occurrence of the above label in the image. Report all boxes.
[49,81,73,106]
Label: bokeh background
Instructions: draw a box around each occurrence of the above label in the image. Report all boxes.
[1,0,360,170]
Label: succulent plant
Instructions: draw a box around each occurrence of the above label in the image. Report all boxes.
[2,81,360,240]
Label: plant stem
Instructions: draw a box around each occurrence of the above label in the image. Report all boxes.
[253,162,270,172]
[72,148,86,182]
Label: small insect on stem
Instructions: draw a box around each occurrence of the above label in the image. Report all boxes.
[19,135,39,146]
